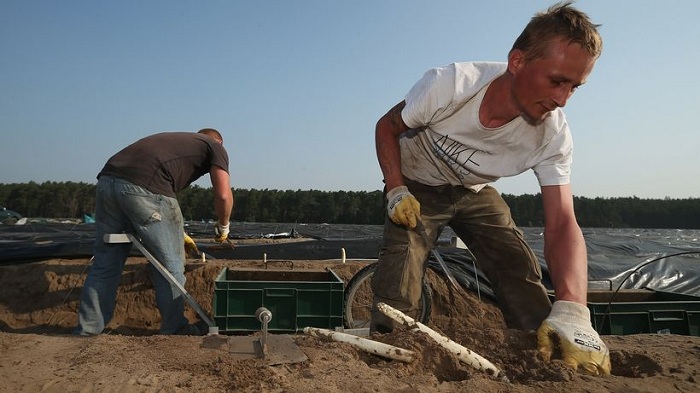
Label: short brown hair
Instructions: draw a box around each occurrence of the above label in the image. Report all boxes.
[511,1,602,61]
[197,128,223,143]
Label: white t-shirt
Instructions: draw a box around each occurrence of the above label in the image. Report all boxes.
[400,62,573,192]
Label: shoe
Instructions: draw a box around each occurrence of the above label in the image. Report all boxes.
[174,320,210,336]
[370,322,394,334]
[369,311,395,334]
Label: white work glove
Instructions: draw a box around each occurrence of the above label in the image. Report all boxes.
[386,186,420,229]
[537,300,611,376]
[183,233,200,257]
[214,221,230,243]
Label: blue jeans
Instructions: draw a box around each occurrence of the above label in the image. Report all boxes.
[371,180,551,332]
[75,176,189,335]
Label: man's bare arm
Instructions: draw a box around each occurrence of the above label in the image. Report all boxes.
[541,184,588,305]
[210,166,233,226]
[376,101,409,191]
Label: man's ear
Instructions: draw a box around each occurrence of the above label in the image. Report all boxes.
[508,49,526,75]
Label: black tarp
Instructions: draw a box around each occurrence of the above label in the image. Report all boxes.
[1,221,699,297]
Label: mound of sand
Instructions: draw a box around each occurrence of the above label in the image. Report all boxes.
[1,240,698,392]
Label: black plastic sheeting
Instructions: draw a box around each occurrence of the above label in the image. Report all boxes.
[1,222,699,297]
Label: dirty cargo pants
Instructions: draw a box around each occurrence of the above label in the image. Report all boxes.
[74,176,189,335]
[370,180,551,332]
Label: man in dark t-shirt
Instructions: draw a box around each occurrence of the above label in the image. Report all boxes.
[74,128,233,336]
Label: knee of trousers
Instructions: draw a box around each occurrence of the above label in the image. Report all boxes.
[372,244,427,310]
[495,279,552,330]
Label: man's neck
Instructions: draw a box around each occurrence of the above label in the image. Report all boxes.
[479,73,520,128]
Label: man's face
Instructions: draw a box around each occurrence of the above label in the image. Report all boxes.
[509,37,597,124]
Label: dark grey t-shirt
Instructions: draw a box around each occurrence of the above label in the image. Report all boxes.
[99,132,229,197]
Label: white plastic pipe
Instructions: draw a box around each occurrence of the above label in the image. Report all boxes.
[377,302,509,382]
[303,327,415,363]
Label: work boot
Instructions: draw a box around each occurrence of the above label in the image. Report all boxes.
[369,305,396,334]
[174,320,209,336]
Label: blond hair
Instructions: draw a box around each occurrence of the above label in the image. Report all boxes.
[511,1,602,61]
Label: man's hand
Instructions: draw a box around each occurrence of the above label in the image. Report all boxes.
[214,221,230,243]
[386,186,421,229]
[183,233,200,257]
[537,300,611,376]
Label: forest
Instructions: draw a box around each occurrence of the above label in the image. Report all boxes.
[1,181,699,229]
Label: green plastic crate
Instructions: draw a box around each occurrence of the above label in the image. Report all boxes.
[551,289,700,336]
[587,289,700,336]
[213,267,345,333]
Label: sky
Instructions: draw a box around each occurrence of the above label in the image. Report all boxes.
[1,1,699,199]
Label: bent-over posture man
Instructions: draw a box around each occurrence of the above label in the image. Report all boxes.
[372,1,610,375]
[75,128,233,335]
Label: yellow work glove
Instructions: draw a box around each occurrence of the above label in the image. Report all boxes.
[386,186,421,229]
[183,233,199,257]
[537,300,611,376]
[214,221,230,243]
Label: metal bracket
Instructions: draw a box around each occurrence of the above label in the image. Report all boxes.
[255,307,272,358]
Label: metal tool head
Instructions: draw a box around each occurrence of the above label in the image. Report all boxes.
[228,333,307,365]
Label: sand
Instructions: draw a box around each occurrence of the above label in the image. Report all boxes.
[1,240,699,393]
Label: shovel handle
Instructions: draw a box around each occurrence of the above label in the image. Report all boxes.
[415,220,462,292]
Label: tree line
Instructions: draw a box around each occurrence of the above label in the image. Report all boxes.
[1,181,699,229]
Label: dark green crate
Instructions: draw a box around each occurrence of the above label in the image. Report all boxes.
[552,290,700,336]
[213,267,345,333]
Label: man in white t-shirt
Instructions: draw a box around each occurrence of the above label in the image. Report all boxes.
[372,2,610,375]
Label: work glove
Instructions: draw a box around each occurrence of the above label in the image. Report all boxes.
[214,221,230,243]
[183,233,199,258]
[537,300,611,376]
[386,186,421,229]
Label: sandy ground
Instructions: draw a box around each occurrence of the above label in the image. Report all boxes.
[1,239,699,393]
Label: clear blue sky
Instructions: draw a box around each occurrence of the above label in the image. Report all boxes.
[2,1,698,199]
